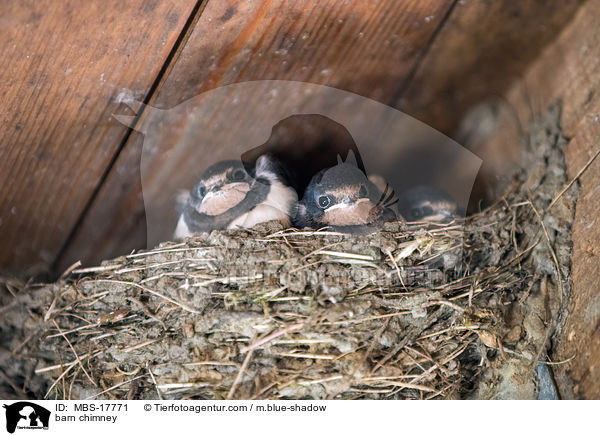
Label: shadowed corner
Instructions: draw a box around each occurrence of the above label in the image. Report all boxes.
[240,114,367,199]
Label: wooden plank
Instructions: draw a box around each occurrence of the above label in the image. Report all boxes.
[456,0,600,398]
[558,117,600,400]
[400,0,585,136]
[58,0,455,270]
[146,0,454,108]
[0,0,199,276]
[503,0,600,138]
[505,0,600,399]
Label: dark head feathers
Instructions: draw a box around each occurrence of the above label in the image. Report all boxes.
[397,186,458,222]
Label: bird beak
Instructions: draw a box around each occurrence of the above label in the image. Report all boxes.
[426,209,456,223]
[205,182,248,197]
[323,198,378,225]
[326,197,371,211]
[198,182,250,215]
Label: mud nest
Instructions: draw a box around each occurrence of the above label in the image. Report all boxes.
[0,105,578,400]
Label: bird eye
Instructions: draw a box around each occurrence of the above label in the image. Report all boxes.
[359,184,367,198]
[196,184,206,197]
[317,195,331,209]
[231,169,246,181]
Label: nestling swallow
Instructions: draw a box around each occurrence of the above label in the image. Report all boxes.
[294,162,397,234]
[174,154,297,238]
[397,186,458,223]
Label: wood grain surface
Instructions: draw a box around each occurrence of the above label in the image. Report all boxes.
[0,0,199,276]
[503,0,600,138]
[502,0,600,399]
[400,0,585,136]
[58,0,455,270]
[559,116,600,399]
[451,0,600,398]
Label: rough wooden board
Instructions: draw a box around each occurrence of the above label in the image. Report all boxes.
[502,0,600,138]
[147,0,453,108]
[58,0,455,270]
[400,0,585,136]
[555,118,600,400]
[465,0,600,398]
[0,0,199,276]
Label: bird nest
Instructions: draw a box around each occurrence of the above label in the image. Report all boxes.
[0,105,577,400]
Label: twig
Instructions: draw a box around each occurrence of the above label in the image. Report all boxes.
[184,361,241,368]
[527,200,564,365]
[298,376,343,385]
[364,318,391,363]
[43,351,102,398]
[548,147,600,210]
[46,323,100,338]
[302,241,343,259]
[386,249,407,291]
[60,260,82,279]
[92,279,200,314]
[227,349,254,400]
[318,250,375,261]
[365,381,437,393]
[43,290,62,322]
[71,264,121,274]
[277,353,336,360]
[266,229,345,238]
[121,339,159,353]
[36,350,101,373]
[84,374,147,400]
[52,320,97,388]
[539,354,576,365]
[146,364,163,400]
[240,323,304,353]
[322,311,411,326]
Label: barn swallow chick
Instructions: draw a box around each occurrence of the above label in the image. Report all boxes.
[174,154,297,238]
[397,186,458,223]
[294,163,397,234]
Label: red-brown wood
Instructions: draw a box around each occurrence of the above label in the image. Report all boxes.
[400,0,585,136]
[0,0,199,276]
[445,0,600,398]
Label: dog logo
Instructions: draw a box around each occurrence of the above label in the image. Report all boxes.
[3,402,50,433]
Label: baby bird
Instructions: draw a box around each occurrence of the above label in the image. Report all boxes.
[174,154,297,238]
[294,162,397,234]
[396,186,458,223]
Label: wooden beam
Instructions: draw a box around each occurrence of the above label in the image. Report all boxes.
[400,0,585,136]
[503,0,600,138]
[511,1,600,400]
[0,0,199,276]
[445,0,600,399]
